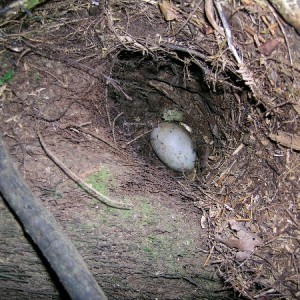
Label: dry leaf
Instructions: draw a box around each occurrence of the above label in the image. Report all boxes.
[269,131,300,151]
[158,0,178,21]
[215,219,262,261]
[258,39,281,56]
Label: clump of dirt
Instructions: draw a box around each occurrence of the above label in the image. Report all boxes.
[0,0,299,299]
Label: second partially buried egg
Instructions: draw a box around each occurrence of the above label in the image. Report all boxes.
[150,122,197,172]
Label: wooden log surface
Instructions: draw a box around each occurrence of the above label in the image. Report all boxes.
[0,133,108,300]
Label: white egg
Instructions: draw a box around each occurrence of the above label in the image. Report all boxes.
[150,122,197,172]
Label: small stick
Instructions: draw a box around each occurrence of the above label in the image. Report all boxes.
[204,244,215,266]
[112,112,123,147]
[75,127,122,154]
[269,3,293,65]
[285,209,300,230]
[232,143,244,156]
[29,63,68,87]
[243,25,266,43]
[121,130,151,148]
[214,1,241,64]
[172,0,203,36]
[35,100,77,122]
[205,0,225,36]
[37,130,131,210]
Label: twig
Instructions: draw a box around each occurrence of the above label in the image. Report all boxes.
[232,143,244,156]
[243,25,266,43]
[213,1,241,64]
[285,209,300,230]
[105,76,132,100]
[77,127,122,154]
[269,3,293,65]
[104,64,114,127]
[266,57,300,72]
[24,41,132,100]
[121,130,152,148]
[152,274,198,287]
[204,244,215,266]
[265,100,294,114]
[214,1,256,91]
[164,42,207,60]
[194,185,219,202]
[37,130,131,210]
[213,160,236,187]
[16,48,31,66]
[172,0,203,36]
[112,112,123,147]
[28,63,68,87]
[205,0,225,36]
[34,100,77,122]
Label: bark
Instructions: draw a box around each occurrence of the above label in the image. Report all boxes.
[0,134,107,300]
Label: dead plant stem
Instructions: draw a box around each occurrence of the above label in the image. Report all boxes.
[37,130,131,210]
[121,130,151,148]
[213,1,241,64]
[112,112,123,147]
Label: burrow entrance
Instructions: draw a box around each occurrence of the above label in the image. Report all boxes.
[109,51,246,177]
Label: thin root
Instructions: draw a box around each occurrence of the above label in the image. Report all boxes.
[37,130,132,210]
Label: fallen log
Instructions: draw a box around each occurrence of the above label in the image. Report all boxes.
[0,133,107,300]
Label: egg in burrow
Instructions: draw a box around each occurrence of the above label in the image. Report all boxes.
[150,122,197,172]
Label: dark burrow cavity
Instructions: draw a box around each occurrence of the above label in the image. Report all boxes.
[109,51,249,178]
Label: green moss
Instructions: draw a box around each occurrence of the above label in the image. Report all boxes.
[81,178,197,275]
[0,69,14,86]
[85,166,114,196]
[25,0,44,10]
[34,72,41,83]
